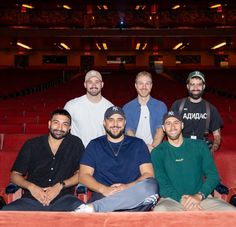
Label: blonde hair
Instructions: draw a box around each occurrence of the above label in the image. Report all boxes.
[135,71,152,82]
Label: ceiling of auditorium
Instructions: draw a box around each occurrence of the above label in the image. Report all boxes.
[1,0,236,53]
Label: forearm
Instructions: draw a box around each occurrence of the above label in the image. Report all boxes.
[126,172,154,188]
[61,171,80,188]
[211,131,221,152]
[152,128,165,148]
[10,171,35,190]
[78,173,107,194]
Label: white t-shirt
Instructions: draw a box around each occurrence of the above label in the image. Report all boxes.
[64,95,113,147]
[135,105,153,145]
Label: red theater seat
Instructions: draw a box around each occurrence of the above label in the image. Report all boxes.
[214,150,236,188]
[25,123,48,134]
[0,124,24,134]
[0,133,40,151]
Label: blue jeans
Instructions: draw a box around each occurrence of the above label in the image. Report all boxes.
[90,178,158,212]
[2,194,83,211]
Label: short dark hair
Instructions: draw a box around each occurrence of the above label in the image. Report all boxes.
[50,109,71,125]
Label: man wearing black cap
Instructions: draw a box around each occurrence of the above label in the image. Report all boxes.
[171,71,223,153]
[74,106,158,212]
[151,111,235,211]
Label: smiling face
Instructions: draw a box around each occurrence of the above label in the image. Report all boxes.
[84,76,104,97]
[187,77,205,100]
[135,74,153,98]
[163,116,183,141]
[48,114,71,140]
[104,113,126,140]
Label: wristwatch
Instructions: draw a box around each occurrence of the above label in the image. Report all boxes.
[197,191,206,200]
[60,181,66,189]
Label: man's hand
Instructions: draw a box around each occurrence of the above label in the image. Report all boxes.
[28,183,51,206]
[181,194,203,211]
[44,183,62,205]
[99,184,126,196]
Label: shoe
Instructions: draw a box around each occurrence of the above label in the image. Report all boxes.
[143,194,159,206]
[74,204,95,213]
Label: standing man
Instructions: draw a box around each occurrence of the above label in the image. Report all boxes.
[74,106,158,212]
[171,71,223,153]
[123,71,167,151]
[64,70,113,147]
[2,109,84,211]
[151,111,235,211]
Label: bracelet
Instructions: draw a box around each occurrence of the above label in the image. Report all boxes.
[197,192,206,200]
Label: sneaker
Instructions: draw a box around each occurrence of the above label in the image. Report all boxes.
[143,194,159,207]
[74,204,95,213]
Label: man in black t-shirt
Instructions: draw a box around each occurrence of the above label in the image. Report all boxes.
[171,71,223,153]
[2,109,84,211]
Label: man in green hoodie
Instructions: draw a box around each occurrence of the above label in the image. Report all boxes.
[151,111,235,211]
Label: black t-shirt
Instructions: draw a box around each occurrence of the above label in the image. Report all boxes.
[171,98,223,139]
[11,134,84,202]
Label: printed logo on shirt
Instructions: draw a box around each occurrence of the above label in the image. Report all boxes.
[175,158,184,162]
[183,113,207,120]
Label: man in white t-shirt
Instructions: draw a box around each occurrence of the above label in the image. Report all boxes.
[64,70,113,147]
[123,71,167,151]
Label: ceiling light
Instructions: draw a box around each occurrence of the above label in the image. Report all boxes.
[210,4,222,9]
[173,42,183,50]
[136,43,141,50]
[60,42,70,50]
[63,5,72,10]
[17,42,32,50]
[142,43,148,50]
[211,42,226,50]
[172,5,180,10]
[96,43,102,50]
[103,5,108,10]
[22,4,34,9]
[102,43,108,50]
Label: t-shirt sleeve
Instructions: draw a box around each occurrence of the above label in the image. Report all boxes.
[79,140,97,168]
[209,105,223,132]
[138,140,152,165]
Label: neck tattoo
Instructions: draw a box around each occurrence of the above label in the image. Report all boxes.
[107,139,124,157]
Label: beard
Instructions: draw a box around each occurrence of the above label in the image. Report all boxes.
[49,129,69,140]
[87,87,101,96]
[188,90,204,100]
[105,127,125,139]
[165,131,182,141]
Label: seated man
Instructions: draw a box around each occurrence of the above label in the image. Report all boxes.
[75,106,158,212]
[2,109,84,211]
[151,111,236,211]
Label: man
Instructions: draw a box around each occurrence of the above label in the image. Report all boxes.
[64,70,113,147]
[2,109,84,211]
[123,71,167,151]
[151,111,235,211]
[171,71,223,153]
[74,106,158,212]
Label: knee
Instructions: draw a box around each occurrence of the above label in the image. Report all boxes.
[141,178,159,194]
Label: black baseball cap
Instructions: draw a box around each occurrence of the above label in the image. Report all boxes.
[104,106,125,119]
